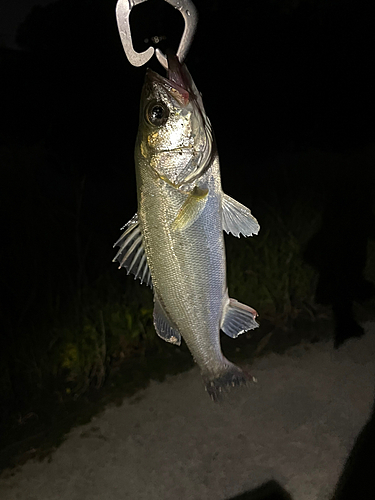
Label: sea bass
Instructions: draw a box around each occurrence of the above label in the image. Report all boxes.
[113,54,260,400]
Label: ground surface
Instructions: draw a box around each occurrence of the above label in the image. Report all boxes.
[0,321,374,500]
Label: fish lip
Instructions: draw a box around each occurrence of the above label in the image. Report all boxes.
[145,66,191,106]
[145,68,173,87]
[146,52,190,89]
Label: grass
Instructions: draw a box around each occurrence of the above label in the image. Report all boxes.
[0,197,320,424]
[226,196,320,327]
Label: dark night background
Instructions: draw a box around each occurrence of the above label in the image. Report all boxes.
[1,0,375,491]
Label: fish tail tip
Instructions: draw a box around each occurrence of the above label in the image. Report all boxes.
[203,363,254,402]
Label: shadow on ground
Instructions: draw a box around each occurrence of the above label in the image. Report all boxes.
[226,480,292,499]
[332,384,375,499]
[226,376,375,500]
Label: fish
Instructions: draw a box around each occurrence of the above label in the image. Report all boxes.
[113,54,260,400]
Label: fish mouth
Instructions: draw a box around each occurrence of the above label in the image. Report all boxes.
[166,52,191,91]
[146,53,192,106]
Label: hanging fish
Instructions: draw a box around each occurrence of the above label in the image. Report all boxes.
[113,53,260,400]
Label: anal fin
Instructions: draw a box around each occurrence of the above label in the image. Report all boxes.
[221,297,259,338]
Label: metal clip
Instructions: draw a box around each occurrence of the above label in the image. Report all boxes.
[116,0,198,69]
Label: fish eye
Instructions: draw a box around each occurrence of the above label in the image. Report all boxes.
[145,101,169,127]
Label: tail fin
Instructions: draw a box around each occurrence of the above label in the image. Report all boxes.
[203,361,253,402]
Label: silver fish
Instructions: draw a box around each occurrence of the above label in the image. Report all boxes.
[113,55,260,400]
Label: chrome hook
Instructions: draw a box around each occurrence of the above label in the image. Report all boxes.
[115,0,198,69]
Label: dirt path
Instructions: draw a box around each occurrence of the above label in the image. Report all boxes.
[1,322,374,500]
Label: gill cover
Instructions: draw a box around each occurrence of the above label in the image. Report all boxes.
[138,54,214,189]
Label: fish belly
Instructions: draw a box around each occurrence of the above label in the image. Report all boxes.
[139,168,226,374]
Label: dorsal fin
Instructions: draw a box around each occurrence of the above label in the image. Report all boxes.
[113,214,152,287]
[153,296,181,345]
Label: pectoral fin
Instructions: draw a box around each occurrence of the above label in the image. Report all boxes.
[221,297,259,338]
[153,297,181,345]
[171,186,209,231]
[113,213,152,287]
[222,194,260,237]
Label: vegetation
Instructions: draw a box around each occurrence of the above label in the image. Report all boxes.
[3,138,375,438]
[226,198,319,326]
[0,142,321,426]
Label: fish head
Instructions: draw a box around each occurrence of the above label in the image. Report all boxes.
[136,55,213,189]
